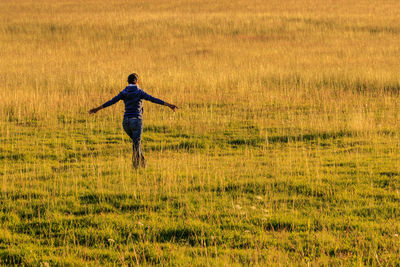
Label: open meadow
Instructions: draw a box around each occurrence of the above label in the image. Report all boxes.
[1,0,400,265]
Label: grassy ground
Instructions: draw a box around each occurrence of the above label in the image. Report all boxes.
[1,0,400,265]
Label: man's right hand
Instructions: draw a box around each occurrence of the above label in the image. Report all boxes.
[89,105,103,114]
[88,108,98,114]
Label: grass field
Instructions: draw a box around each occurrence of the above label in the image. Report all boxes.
[1,0,400,265]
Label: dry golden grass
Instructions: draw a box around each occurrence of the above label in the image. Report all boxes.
[1,0,400,265]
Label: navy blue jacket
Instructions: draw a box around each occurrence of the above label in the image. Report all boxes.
[102,85,165,119]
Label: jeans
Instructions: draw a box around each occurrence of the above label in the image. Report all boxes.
[122,117,145,168]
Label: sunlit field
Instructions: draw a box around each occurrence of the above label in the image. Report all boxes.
[1,0,400,265]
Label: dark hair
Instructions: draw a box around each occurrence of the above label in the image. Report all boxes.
[127,73,139,84]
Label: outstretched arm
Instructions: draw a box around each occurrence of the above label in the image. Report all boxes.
[89,91,124,114]
[89,105,104,114]
[141,90,178,112]
[163,102,178,112]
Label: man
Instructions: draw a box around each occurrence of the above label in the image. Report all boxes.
[89,73,178,168]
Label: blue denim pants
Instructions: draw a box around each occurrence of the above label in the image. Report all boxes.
[122,117,145,168]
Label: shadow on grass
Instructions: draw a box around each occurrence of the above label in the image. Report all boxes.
[212,181,268,195]
[0,250,24,265]
[79,193,160,211]
[267,130,354,144]
[379,171,399,177]
[203,180,329,199]
[156,225,207,246]
[226,130,359,147]
[147,141,205,152]
[143,125,170,133]
[0,191,44,201]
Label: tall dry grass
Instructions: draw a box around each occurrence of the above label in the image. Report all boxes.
[0,0,400,265]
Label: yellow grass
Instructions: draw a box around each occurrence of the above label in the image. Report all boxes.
[1,0,400,265]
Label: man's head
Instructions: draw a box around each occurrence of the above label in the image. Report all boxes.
[127,73,139,84]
